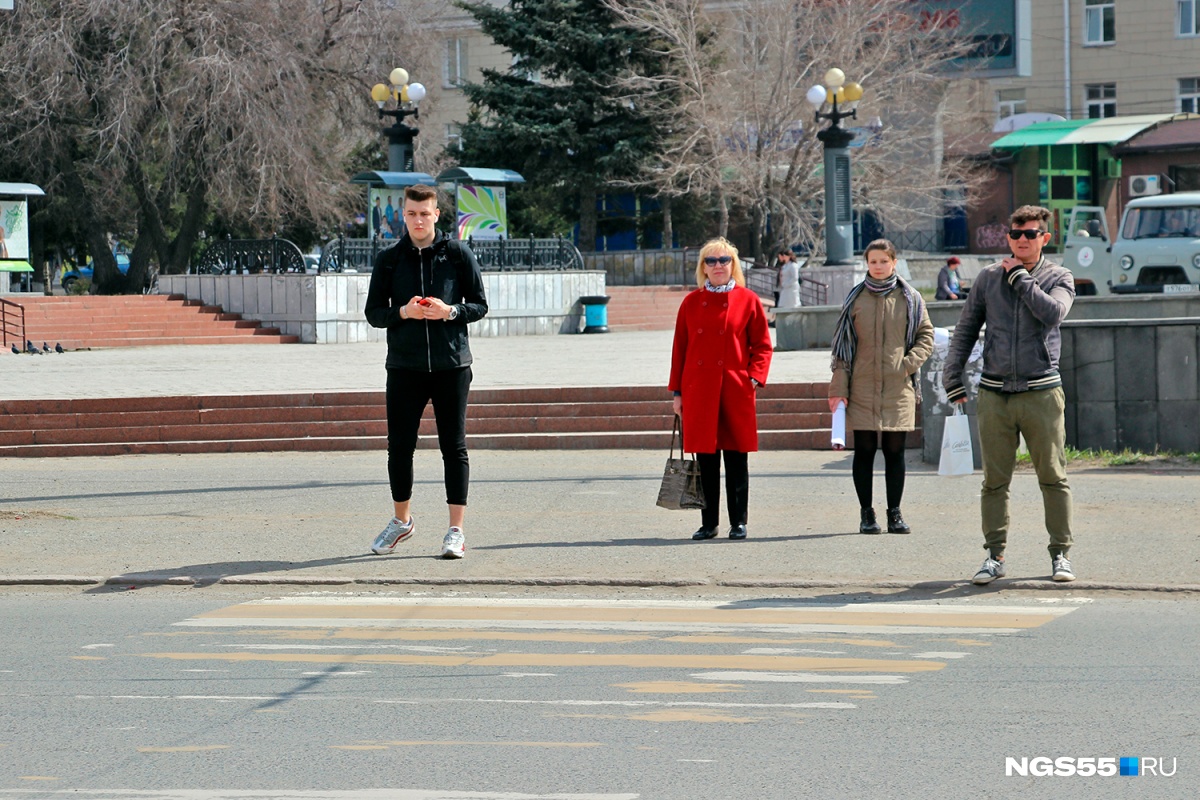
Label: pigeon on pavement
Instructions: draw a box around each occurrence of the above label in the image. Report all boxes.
[9,344,18,355]
[55,342,65,354]
[25,340,39,355]
[41,342,51,354]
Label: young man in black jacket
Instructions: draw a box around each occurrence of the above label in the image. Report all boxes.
[364,184,488,559]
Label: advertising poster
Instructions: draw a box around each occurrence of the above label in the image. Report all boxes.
[0,199,29,261]
[456,185,508,241]
[368,188,405,241]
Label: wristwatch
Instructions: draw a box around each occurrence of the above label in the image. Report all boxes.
[447,305,459,321]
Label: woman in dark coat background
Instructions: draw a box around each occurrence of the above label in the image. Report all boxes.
[669,237,773,541]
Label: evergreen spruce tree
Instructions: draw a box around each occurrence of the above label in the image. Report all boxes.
[456,0,664,248]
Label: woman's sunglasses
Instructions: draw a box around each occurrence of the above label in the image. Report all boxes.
[704,256,733,266]
[1007,229,1047,240]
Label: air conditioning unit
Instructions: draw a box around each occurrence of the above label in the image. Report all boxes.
[1129,174,1162,197]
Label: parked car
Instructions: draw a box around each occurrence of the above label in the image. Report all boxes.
[60,252,131,292]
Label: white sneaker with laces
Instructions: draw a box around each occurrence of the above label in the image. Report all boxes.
[371,515,414,555]
[972,557,1006,585]
[1052,554,1076,582]
[441,527,466,559]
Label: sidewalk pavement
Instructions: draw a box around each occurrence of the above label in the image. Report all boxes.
[2,331,1197,594]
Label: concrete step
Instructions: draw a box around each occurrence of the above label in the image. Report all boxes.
[0,382,861,457]
[7,295,295,349]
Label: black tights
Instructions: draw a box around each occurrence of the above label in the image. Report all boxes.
[852,430,907,509]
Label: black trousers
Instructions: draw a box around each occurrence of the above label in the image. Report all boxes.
[852,430,907,509]
[386,366,472,505]
[697,450,749,529]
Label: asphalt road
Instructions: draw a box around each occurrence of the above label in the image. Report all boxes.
[0,586,1195,799]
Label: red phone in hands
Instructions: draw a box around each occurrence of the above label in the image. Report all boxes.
[417,297,432,306]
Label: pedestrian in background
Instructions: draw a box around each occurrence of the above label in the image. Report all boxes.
[943,204,1076,585]
[776,249,802,310]
[365,184,489,560]
[829,238,933,535]
[936,256,966,300]
[669,237,773,541]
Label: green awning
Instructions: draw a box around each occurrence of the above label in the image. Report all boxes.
[0,260,33,272]
[991,114,1187,150]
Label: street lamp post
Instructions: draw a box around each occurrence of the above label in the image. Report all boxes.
[807,68,864,267]
[370,68,427,172]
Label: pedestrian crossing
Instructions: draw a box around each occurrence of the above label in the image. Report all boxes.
[126,595,1079,713]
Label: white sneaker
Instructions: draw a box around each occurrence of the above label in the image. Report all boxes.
[370,515,414,555]
[441,527,466,559]
[1052,554,1076,582]
[972,557,1006,585]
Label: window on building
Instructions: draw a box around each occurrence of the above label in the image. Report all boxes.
[1179,0,1200,35]
[1180,77,1200,112]
[1086,83,1117,118]
[446,123,463,151]
[1084,0,1115,45]
[996,88,1027,120]
[443,38,469,88]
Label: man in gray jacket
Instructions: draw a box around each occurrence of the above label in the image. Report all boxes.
[944,205,1076,585]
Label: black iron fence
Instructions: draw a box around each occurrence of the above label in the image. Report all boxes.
[586,247,699,286]
[886,229,942,254]
[193,236,307,275]
[316,236,586,273]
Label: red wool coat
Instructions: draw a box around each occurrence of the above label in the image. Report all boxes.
[668,286,773,454]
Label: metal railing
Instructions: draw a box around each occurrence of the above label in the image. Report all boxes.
[800,276,829,306]
[886,229,942,254]
[0,297,24,348]
[585,247,699,286]
[317,235,586,273]
[193,236,308,275]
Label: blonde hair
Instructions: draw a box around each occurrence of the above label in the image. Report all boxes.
[694,237,746,288]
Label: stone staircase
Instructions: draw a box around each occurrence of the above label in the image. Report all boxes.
[11,295,298,349]
[604,286,694,332]
[0,383,843,458]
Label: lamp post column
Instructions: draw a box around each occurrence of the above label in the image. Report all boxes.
[371,68,426,172]
[817,120,855,266]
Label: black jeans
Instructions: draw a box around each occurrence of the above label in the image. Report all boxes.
[697,450,749,530]
[852,430,907,509]
[386,366,472,505]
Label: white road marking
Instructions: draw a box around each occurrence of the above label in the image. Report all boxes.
[223,644,476,653]
[741,648,845,655]
[0,791,640,799]
[81,644,115,650]
[174,617,1032,636]
[694,672,908,685]
[70,695,853,710]
[503,673,557,678]
[911,652,970,659]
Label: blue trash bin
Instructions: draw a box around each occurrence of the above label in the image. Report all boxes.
[579,295,610,334]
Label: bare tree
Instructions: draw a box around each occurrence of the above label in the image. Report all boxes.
[605,0,992,262]
[0,0,439,291]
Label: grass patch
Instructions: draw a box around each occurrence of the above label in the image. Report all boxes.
[1016,447,1200,468]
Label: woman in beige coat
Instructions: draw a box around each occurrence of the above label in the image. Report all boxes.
[829,239,933,534]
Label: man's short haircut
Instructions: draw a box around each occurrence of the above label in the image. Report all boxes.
[405,184,438,204]
[863,238,897,260]
[1010,205,1052,229]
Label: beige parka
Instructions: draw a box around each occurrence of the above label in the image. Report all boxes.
[829,289,934,432]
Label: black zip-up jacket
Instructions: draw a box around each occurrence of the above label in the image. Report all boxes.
[364,231,488,372]
[944,255,1074,401]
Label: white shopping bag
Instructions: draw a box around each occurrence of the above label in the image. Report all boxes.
[831,401,846,450]
[938,407,974,477]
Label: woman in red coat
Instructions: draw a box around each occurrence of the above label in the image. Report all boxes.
[669,238,773,540]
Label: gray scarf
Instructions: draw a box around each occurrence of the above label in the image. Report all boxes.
[830,273,925,385]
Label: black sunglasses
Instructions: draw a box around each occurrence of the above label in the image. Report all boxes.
[704,255,733,266]
[1007,229,1047,240]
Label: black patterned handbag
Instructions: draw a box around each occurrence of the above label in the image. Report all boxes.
[656,416,707,510]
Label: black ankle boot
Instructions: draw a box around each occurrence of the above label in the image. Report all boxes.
[887,507,911,534]
[859,508,881,534]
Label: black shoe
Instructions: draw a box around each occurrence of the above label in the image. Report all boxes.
[887,507,911,534]
[859,508,881,534]
[691,526,719,540]
[729,524,747,540]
